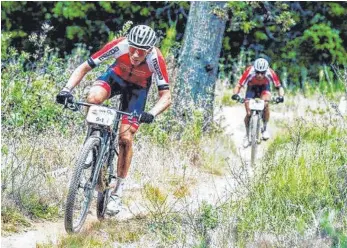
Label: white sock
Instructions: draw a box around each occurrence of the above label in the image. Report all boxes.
[113,177,125,197]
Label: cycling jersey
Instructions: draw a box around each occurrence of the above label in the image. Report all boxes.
[238,66,281,88]
[87,37,169,91]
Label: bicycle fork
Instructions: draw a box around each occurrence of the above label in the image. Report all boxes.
[85,133,110,196]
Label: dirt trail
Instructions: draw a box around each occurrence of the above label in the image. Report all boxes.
[2,221,65,248]
[0,96,316,247]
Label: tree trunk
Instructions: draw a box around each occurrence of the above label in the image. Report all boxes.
[173,1,227,129]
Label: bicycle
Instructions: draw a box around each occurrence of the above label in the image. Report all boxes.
[63,99,137,233]
[235,96,282,166]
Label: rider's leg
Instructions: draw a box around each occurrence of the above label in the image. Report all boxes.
[244,86,254,139]
[261,90,271,140]
[261,90,271,131]
[86,81,111,104]
[112,85,148,196]
[244,100,251,136]
[243,98,252,147]
[117,123,137,178]
[109,123,137,198]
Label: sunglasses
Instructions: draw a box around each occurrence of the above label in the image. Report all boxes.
[255,71,266,75]
[129,45,151,57]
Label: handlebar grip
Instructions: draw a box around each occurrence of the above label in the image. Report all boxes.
[66,102,79,111]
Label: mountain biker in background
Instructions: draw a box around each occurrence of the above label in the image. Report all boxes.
[231,58,284,148]
[56,25,172,215]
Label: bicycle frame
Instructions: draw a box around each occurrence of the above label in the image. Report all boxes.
[248,98,266,143]
[67,101,135,193]
[63,98,138,232]
[234,96,280,166]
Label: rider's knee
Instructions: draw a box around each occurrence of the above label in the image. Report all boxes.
[87,92,104,104]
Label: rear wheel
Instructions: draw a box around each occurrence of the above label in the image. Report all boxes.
[65,136,100,233]
[250,113,259,166]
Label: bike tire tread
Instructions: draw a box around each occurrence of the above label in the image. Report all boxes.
[64,136,100,233]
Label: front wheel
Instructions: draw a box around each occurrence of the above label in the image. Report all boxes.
[65,136,100,233]
[250,113,259,166]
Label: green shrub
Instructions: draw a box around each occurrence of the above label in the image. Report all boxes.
[198,201,219,231]
[22,193,59,220]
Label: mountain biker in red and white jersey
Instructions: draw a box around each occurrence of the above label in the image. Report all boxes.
[56,25,172,215]
[231,58,284,148]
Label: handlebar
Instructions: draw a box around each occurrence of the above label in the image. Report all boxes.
[64,100,138,118]
[234,96,283,104]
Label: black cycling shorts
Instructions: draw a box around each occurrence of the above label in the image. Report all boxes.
[245,84,271,99]
[95,69,151,115]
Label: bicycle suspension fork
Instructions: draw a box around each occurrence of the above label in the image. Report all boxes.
[89,132,110,191]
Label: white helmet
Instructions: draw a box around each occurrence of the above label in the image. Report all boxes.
[254,58,269,72]
[128,25,157,49]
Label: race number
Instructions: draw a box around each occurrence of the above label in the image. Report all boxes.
[86,105,117,126]
[249,99,265,111]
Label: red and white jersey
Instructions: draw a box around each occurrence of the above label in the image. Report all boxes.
[87,37,169,90]
[238,66,281,87]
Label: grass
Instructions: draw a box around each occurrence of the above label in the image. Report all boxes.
[283,79,346,100]
[201,152,227,176]
[229,120,347,247]
[37,218,147,247]
[1,128,82,233]
[92,218,147,244]
[220,88,237,106]
[1,206,31,233]
[173,184,190,199]
[22,194,60,220]
[7,93,347,247]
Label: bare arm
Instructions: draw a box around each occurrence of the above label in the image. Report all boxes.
[63,61,93,91]
[278,86,284,97]
[149,89,172,116]
[233,84,242,94]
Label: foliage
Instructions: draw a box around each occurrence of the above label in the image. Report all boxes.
[3,1,347,87]
[1,1,189,55]
[283,23,346,66]
[223,2,347,85]
[0,23,109,132]
[198,201,219,232]
[160,23,179,58]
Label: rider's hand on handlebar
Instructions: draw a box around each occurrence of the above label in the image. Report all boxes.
[275,96,284,103]
[139,112,155,124]
[231,94,240,101]
[56,89,73,105]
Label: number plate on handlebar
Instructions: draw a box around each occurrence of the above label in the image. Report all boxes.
[86,105,117,126]
[249,99,265,111]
